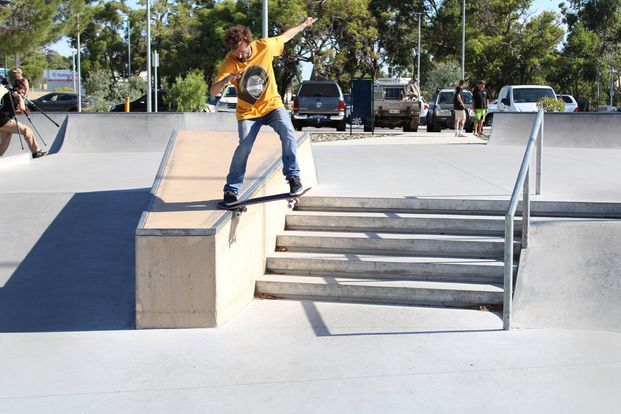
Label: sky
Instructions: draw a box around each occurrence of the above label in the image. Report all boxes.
[49,0,563,79]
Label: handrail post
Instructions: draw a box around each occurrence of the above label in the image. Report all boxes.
[536,111,543,195]
[503,215,514,330]
[523,169,530,248]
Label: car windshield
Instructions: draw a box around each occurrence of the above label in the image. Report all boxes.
[562,95,573,103]
[224,87,237,97]
[513,88,556,103]
[438,92,453,104]
[298,83,340,97]
[438,91,472,104]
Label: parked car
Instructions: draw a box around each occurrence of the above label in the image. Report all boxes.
[215,85,237,112]
[419,96,429,125]
[29,92,84,112]
[496,85,557,113]
[561,94,579,112]
[426,88,474,132]
[109,90,167,112]
[484,98,498,126]
[291,80,346,131]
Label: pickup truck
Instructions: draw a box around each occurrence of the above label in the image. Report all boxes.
[364,78,420,132]
[291,81,346,131]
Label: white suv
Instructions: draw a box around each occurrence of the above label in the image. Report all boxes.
[561,94,579,112]
[497,85,557,112]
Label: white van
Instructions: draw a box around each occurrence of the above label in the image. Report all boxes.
[497,85,557,112]
[215,85,237,112]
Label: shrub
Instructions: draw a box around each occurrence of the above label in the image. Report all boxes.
[166,69,207,112]
[537,96,565,112]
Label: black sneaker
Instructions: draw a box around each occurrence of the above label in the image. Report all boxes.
[32,149,47,159]
[223,190,238,206]
[287,176,303,196]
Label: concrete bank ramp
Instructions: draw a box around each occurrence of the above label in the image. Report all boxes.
[513,218,621,332]
[55,112,238,153]
[488,112,621,148]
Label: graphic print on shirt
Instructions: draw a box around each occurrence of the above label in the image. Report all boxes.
[238,65,269,105]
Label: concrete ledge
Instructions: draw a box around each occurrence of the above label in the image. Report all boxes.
[488,112,621,148]
[297,196,621,218]
[135,129,316,328]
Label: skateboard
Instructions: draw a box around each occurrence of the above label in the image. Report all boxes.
[217,187,312,216]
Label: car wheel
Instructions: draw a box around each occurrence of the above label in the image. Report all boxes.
[484,113,493,127]
[351,116,362,126]
[336,121,346,132]
[431,117,441,132]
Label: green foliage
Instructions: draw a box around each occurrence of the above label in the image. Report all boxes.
[112,76,148,103]
[0,0,82,57]
[7,50,47,88]
[84,70,148,112]
[537,96,565,112]
[165,69,208,112]
[45,50,71,69]
[84,69,114,112]
[5,0,618,111]
[424,61,461,97]
[54,86,74,92]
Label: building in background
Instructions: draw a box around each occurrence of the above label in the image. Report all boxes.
[43,69,76,91]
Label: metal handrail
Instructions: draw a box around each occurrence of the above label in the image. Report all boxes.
[503,109,544,330]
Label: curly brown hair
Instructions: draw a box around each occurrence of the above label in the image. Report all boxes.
[224,26,253,50]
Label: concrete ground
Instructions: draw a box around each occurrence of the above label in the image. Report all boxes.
[2,300,620,413]
[1,119,620,413]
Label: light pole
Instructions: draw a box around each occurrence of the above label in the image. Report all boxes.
[153,50,159,112]
[146,0,152,112]
[417,12,422,85]
[127,14,131,77]
[461,0,465,80]
[71,48,77,92]
[610,66,616,108]
[77,14,82,112]
[262,0,268,38]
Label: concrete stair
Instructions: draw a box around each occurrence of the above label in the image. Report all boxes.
[256,197,522,309]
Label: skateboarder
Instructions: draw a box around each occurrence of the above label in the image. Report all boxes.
[210,17,317,206]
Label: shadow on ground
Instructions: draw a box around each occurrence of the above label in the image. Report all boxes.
[0,189,150,333]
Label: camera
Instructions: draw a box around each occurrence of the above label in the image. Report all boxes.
[0,76,14,91]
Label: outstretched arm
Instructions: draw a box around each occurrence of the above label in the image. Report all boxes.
[282,17,317,43]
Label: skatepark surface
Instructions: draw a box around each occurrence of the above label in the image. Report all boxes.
[1,112,620,412]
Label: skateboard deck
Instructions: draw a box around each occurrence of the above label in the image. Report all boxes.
[217,187,312,213]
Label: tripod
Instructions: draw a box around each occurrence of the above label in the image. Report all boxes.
[1,78,58,153]
[0,81,26,151]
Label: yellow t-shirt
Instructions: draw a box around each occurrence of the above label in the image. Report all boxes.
[215,36,285,120]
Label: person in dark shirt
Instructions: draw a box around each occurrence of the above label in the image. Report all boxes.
[0,82,46,158]
[472,80,488,137]
[453,80,466,137]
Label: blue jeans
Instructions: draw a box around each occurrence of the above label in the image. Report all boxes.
[224,107,300,194]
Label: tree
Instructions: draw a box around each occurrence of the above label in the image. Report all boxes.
[166,69,207,111]
[0,0,85,62]
[559,0,621,105]
[424,60,460,96]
